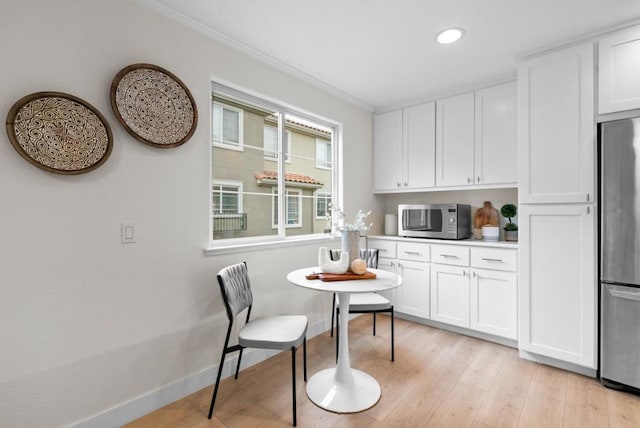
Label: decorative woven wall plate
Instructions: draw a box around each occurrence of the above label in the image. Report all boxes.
[110,63,198,148]
[6,92,113,175]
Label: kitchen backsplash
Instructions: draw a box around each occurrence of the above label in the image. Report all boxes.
[381,188,518,238]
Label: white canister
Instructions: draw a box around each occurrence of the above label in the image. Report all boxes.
[482,225,500,241]
[384,214,398,235]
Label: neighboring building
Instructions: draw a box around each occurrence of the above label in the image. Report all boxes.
[211,94,333,240]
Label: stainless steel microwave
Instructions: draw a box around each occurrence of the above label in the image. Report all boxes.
[398,204,472,240]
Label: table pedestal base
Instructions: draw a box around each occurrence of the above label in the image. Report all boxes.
[306,368,381,413]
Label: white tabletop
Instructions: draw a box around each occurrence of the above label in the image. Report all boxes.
[287,267,401,293]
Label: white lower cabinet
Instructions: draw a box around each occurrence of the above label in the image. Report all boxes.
[396,259,430,318]
[369,238,518,341]
[430,264,469,327]
[470,268,517,339]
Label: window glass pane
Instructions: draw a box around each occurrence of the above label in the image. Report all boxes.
[284,113,334,236]
[212,104,222,142]
[211,85,336,242]
[263,125,277,159]
[223,108,239,144]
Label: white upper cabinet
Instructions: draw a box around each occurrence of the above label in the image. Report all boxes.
[518,43,595,204]
[474,81,518,186]
[373,103,435,192]
[436,92,475,187]
[598,25,640,114]
[373,110,403,191]
[404,102,436,189]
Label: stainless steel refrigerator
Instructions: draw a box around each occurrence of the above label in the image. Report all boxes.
[600,117,640,392]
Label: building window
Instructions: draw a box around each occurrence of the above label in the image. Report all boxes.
[212,101,243,150]
[212,181,247,233]
[316,138,332,169]
[264,125,291,162]
[212,180,243,214]
[272,188,302,228]
[315,192,331,219]
[211,82,338,244]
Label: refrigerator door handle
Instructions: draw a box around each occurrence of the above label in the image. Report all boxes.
[610,288,640,302]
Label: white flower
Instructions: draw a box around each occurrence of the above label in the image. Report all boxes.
[327,205,373,235]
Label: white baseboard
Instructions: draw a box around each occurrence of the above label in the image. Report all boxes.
[70,319,329,428]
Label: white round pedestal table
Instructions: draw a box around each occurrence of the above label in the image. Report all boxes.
[287,267,402,413]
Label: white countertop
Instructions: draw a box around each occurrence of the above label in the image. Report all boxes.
[367,235,519,249]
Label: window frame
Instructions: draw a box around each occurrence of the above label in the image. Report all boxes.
[212,101,244,151]
[208,80,342,251]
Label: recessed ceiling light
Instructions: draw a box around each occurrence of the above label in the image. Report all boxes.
[435,27,465,44]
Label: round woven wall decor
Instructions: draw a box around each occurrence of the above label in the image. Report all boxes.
[110,63,198,148]
[5,92,113,175]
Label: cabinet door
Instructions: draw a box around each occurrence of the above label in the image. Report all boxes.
[430,264,470,327]
[404,102,436,189]
[518,43,595,203]
[475,81,517,186]
[374,110,403,191]
[598,25,640,114]
[470,269,517,339]
[436,92,475,187]
[377,257,397,305]
[519,204,596,368]
[396,260,429,318]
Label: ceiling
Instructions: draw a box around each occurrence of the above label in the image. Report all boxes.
[139,0,640,110]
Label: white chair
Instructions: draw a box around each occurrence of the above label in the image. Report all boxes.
[330,248,395,361]
[208,262,308,426]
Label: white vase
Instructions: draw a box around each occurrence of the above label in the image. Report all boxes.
[341,230,360,269]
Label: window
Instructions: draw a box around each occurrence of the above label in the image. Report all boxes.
[264,125,291,162]
[315,192,331,219]
[212,180,243,214]
[272,188,302,228]
[211,82,338,245]
[212,102,243,149]
[316,138,332,169]
[212,181,246,234]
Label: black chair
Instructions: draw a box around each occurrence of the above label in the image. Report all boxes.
[329,248,395,361]
[208,262,308,426]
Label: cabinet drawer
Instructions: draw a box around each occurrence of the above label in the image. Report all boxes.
[397,241,430,262]
[431,245,469,266]
[470,247,517,272]
[369,239,396,259]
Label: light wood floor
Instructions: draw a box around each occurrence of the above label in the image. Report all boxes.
[125,316,640,428]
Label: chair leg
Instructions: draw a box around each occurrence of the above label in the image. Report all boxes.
[291,346,297,426]
[303,337,307,382]
[208,351,227,419]
[330,293,336,337]
[373,312,377,336]
[391,308,395,362]
[335,307,340,363]
[235,348,244,379]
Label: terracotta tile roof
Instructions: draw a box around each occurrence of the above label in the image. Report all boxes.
[255,170,323,186]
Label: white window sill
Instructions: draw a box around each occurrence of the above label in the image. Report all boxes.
[204,234,336,256]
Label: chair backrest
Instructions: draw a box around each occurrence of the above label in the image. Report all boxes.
[330,248,379,269]
[217,262,253,321]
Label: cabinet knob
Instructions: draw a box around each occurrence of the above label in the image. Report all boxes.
[476,176,480,183]
[467,177,471,183]
[397,182,401,187]
[404,182,408,187]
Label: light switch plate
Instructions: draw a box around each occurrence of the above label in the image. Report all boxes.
[121,222,136,244]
